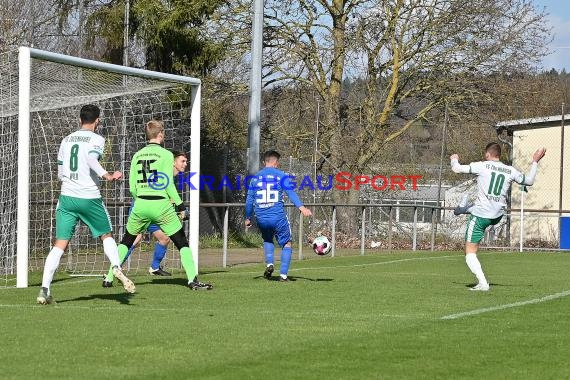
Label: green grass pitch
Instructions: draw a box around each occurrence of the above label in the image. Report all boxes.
[2,250,570,379]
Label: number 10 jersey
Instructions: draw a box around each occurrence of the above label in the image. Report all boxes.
[469,160,524,219]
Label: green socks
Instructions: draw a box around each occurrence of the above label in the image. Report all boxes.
[105,245,196,283]
[105,244,130,281]
[180,247,197,281]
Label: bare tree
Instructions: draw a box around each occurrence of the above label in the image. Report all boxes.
[239,0,549,231]
[0,0,67,51]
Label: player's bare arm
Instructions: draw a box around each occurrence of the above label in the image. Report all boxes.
[102,171,122,181]
[518,147,546,186]
[299,206,312,217]
[450,154,471,174]
[533,147,546,163]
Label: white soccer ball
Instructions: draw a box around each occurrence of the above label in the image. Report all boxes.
[312,235,332,256]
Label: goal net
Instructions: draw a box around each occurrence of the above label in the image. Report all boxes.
[0,47,201,288]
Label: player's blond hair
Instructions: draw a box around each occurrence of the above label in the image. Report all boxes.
[145,120,164,140]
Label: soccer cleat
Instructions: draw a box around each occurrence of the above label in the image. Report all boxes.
[149,267,172,276]
[263,264,274,279]
[279,276,289,282]
[187,276,213,290]
[454,194,473,216]
[454,204,473,216]
[36,287,54,305]
[112,266,136,294]
[470,283,490,291]
[102,278,113,288]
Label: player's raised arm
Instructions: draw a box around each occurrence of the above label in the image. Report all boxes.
[516,147,546,186]
[450,154,472,174]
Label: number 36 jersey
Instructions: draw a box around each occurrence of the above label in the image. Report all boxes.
[245,167,304,222]
[469,160,524,219]
[57,129,106,199]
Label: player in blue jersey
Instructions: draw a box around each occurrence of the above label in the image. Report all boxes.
[245,150,312,282]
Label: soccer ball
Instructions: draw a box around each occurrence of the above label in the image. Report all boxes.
[312,235,332,256]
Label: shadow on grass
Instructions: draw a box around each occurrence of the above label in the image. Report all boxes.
[254,275,333,282]
[135,277,188,286]
[29,276,93,287]
[56,292,135,305]
[198,269,230,275]
[460,282,523,289]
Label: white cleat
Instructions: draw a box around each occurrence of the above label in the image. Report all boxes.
[37,288,55,305]
[112,266,136,294]
[470,283,490,291]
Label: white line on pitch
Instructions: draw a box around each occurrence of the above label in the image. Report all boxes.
[0,277,99,291]
[441,289,570,320]
[224,254,460,276]
[0,304,187,312]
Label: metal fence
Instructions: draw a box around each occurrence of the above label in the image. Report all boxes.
[192,203,570,270]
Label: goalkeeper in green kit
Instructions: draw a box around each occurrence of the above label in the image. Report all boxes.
[114,120,212,290]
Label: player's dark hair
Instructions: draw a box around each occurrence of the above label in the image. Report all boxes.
[172,150,188,159]
[485,142,501,158]
[80,104,100,124]
[263,150,281,162]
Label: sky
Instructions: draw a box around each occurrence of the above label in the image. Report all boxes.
[533,0,570,72]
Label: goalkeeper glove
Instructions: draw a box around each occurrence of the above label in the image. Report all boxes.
[174,203,189,221]
[178,208,190,221]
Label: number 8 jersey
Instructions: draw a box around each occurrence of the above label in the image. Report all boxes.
[57,129,107,199]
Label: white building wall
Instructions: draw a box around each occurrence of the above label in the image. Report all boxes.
[511,126,570,244]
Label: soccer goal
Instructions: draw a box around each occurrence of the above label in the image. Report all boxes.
[0,47,201,288]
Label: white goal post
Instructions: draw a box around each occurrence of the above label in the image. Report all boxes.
[10,47,202,288]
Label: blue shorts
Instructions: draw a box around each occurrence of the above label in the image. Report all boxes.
[128,202,160,234]
[257,216,292,247]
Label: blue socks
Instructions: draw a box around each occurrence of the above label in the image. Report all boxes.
[123,245,135,265]
[280,246,292,276]
[264,243,293,276]
[151,242,168,270]
[264,242,275,265]
[122,242,167,270]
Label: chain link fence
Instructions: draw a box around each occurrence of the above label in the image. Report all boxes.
[182,142,569,270]
[186,203,568,270]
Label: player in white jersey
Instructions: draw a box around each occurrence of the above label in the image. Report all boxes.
[450,142,546,291]
[37,104,135,305]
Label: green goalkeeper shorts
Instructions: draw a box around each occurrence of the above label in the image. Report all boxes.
[126,198,182,237]
[55,195,113,240]
[465,214,503,243]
